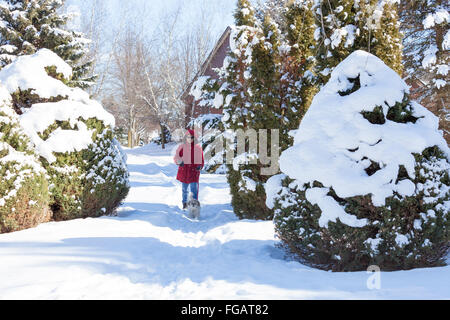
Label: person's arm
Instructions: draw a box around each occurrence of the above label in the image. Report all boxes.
[174,145,184,166]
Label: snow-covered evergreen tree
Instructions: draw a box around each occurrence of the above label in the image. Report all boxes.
[224,13,282,220]
[234,0,257,27]
[220,1,271,219]
[0,85,50,233]
[399,0,449,143]
[226,1,320,220]
[219,0,258,133]
[313,0,403,86]
[255,0,291,27]
[278,0,317,151]
[153,123,172,148]
[0,0,95,89]
[267,51,449,271]
[0,49,129,221]
[187,112,224,173]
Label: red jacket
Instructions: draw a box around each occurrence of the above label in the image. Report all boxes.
[174,142,204,184]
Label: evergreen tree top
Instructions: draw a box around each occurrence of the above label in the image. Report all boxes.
[0,0,94,89]
[234,0,257,26]
[255,0,293,27]
[312,0,403,85]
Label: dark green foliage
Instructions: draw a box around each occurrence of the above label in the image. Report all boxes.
[220,5,264,219]
[338,77,361,97]
[152,123,172,147]
[190,116,223,149]
[42,118,129,221]
[223,12,277,221]
[220,1,318,220]
[188,113,224,173]
[0,0,95,88]
[234,0,257,27]
[314,0,403,86]
[227,166,273,220]
[278,0,318,151]
[6,60,129,223]
[361,95,420,125]
[361,106,386,125]
[11,88,68,114]
[274,144,449,272]
[9,53,70,114]
[386,98,420,124]
[0,101,50,233]
[272,92,450,271]
[160,123,172,145]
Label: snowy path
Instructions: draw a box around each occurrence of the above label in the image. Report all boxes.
[0,143,449,299]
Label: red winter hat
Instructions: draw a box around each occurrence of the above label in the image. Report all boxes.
[185,129,198,138]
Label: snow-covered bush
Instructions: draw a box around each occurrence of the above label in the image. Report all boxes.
[0,86,50,233]
[188,113,225,173]
[267,51,449,271]
[0,49,129,221]
[0,0,95,88]
[151,123,172,147]
[188,114,223,145]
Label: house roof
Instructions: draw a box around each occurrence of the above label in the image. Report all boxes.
[181,26,231,101]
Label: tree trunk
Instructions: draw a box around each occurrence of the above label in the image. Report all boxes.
[128,130,132,148]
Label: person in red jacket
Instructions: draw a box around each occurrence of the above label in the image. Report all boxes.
[174,129,204,209]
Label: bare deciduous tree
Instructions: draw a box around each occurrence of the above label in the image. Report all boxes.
[75,0,223,148]
[110,27,154,147]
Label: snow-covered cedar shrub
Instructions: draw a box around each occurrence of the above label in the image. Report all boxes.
[152,124,172,146]
[221,21,275,220]
[188,113,225,173]
[266,51,449,272]
[0,0,95,88]
[189,73,227,174]
[0,49,129,221]
[0,86,50,233]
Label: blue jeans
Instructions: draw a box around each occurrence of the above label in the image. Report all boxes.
[182,183,199,204]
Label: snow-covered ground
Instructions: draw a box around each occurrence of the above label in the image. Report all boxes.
[0,143,448,300]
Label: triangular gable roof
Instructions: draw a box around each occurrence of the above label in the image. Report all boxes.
[181,26,231,100]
